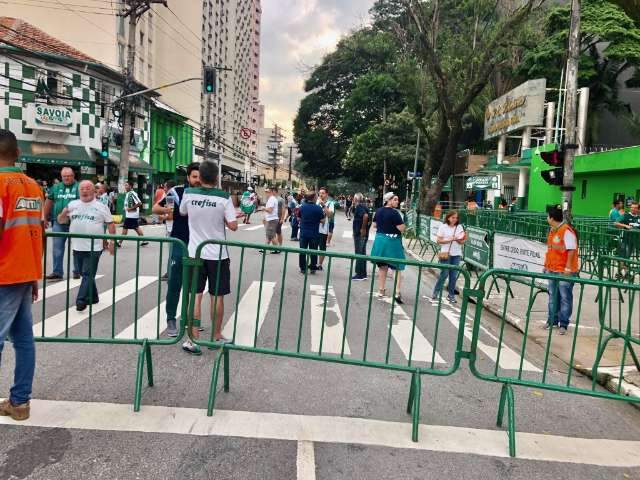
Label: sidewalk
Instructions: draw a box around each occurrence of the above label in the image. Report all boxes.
[404,240,640,404]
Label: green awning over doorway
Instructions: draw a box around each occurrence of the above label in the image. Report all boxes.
[18,141,93,167]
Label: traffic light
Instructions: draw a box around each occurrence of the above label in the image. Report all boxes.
[203,66,216,94]
[540,147,565,186]
[100,136,109,158]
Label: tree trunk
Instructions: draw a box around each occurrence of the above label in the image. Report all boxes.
[418,115,448,213]
[424,121,462,214]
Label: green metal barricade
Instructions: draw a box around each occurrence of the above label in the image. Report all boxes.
[40,231,190,411]
[185,238,471,442]
[467,269,640,457]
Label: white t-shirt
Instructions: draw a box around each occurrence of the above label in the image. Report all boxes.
[68,199,113,251]
[179,187,237,260]
[124,190,141,219]
[264,195,279,221]
[563,229,577,250]
[437,223,465,257]
[317,199,335,235]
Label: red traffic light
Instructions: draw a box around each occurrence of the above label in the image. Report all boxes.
[540,149,564,167]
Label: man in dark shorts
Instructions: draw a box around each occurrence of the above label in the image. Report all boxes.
[179,161,238,354]
[119,181,148,247]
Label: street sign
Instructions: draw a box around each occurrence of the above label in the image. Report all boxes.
[492,233,546,273]
[463,227,491,270]
[240,127,252,139]
[418,214,430,240]
[430,219,443,244]
[465,175,500,191]
[407,171,423,180]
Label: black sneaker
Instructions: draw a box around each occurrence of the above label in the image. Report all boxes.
[73,273,81,280]
[141,241,149,246]
[76,303,87,312]
[46,273,63,281]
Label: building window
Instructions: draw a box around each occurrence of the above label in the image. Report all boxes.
[581,180,587,200]
[118,43,126,68]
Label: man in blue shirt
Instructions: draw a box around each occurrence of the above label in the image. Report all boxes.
[298,192,325,274]
[351,193,370,280]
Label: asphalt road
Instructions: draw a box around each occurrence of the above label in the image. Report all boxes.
[1,211,640,479]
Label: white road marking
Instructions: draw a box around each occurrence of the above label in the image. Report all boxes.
[116,298,182,340]
[245,224,264,231]
[297,441,316,480]
[2,399,639,467]
[36,276,104,303]
[33,277,157,337]
[440,309,541,372]
[379,297,445,364]
[222,281,276,346]
[309,285,351,354]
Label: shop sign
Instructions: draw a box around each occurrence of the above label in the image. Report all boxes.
[493,233,546,273]
[466,175,500,191]
[26,103,75,132]
[463,227,491,270]
[418,214,430,241]
[484,79,546,139]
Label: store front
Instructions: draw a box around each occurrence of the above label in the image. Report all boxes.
[16,140,94,184]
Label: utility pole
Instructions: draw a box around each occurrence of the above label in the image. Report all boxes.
[382,105,387,197]
[412,129,420,208]
[288,145,294,190]
[562,0,581,222]
[269,124,282,185]
[201,65,231,188]
[118,0,167,200]
[203,94,214,182]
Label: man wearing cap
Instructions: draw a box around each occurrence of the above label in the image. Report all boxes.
[240,186,257,224]
[543,205,579,335]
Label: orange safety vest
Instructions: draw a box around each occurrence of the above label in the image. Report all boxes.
[544,223,579,273]
[0,167,44,285]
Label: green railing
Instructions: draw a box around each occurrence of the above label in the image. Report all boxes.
[41,231,190,411]
[467,269,640,456]
[186,238,471,442]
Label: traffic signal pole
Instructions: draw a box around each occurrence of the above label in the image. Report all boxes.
[562,0,581,222]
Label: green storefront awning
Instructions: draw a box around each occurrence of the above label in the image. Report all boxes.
[18,141,93,167]
[96,150,156,174]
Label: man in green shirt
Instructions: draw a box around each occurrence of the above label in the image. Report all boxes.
[43,167,80,280]
[609,200,624,223]
[615,201,640,258]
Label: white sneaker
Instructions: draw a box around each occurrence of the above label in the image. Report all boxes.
[182,340,202,355]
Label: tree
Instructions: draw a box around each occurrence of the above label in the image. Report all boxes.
[519,0,640,143]
[395,0,547,213]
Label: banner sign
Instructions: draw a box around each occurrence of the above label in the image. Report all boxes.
[430,219,443,244]
[493,233,546,273]
[484,79,546,139]
[26,103,76,132]
[464,227,491,270]
[465,175,500,191]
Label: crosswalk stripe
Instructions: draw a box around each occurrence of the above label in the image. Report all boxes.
[33,276,157,338]
[379,297,445,364]
[116,298,182,340]
[223,281,276,346]
[440,309,541,372]
[309,285,351,355]
[245,224,264,231]
[36,276,104,303]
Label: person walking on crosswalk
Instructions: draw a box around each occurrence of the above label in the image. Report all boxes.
[57,181,116,311]
[298,192,325,274]
[179,161,238,354]
[317,187,334,269]
[351,193,370,281]
[370,192,406,304]
[0,129,44,421]
[118,181,148,248]
[152,163,200,337]
[260,187,280,254]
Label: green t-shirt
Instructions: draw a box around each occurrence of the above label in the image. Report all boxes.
[49,181,79,218]
[609,208,624,223]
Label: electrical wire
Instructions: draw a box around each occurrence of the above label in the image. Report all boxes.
[0,1,118,15]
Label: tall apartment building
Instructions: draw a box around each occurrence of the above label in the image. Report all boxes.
[1,0,262,183]
[201,0,261,181]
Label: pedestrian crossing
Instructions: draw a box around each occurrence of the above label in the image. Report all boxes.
[36,276,105,303]
[33,275,543,373]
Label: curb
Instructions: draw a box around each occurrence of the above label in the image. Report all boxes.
[482,298,640,408]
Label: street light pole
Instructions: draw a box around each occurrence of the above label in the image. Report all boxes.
[562,0,581,223]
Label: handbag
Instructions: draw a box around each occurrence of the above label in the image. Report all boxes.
[438,225,458,261]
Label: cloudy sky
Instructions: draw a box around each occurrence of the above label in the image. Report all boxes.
[259,0,376,141]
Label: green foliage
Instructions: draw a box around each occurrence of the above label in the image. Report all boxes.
[520,0,640,141]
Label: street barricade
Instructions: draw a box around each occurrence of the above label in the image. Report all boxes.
[39,231,190,411]
[185,238,471,442]
[467,269,640,457]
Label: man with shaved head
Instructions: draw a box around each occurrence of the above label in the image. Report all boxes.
[43,166,80,280]
[57,180,115,311]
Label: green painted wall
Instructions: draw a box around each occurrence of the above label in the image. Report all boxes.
[528,145,640,217]
[150,109,193,175]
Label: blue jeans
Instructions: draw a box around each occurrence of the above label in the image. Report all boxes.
[73,250,102,306]
[0,283,36,404]
[299,233,319,272]
[353,234,368,277]
[432,255,462,298]
[547,273,577,328]
[290,216,299,239]
[52,221,80,277]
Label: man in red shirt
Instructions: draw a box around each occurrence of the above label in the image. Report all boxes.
[0,129,44,421]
